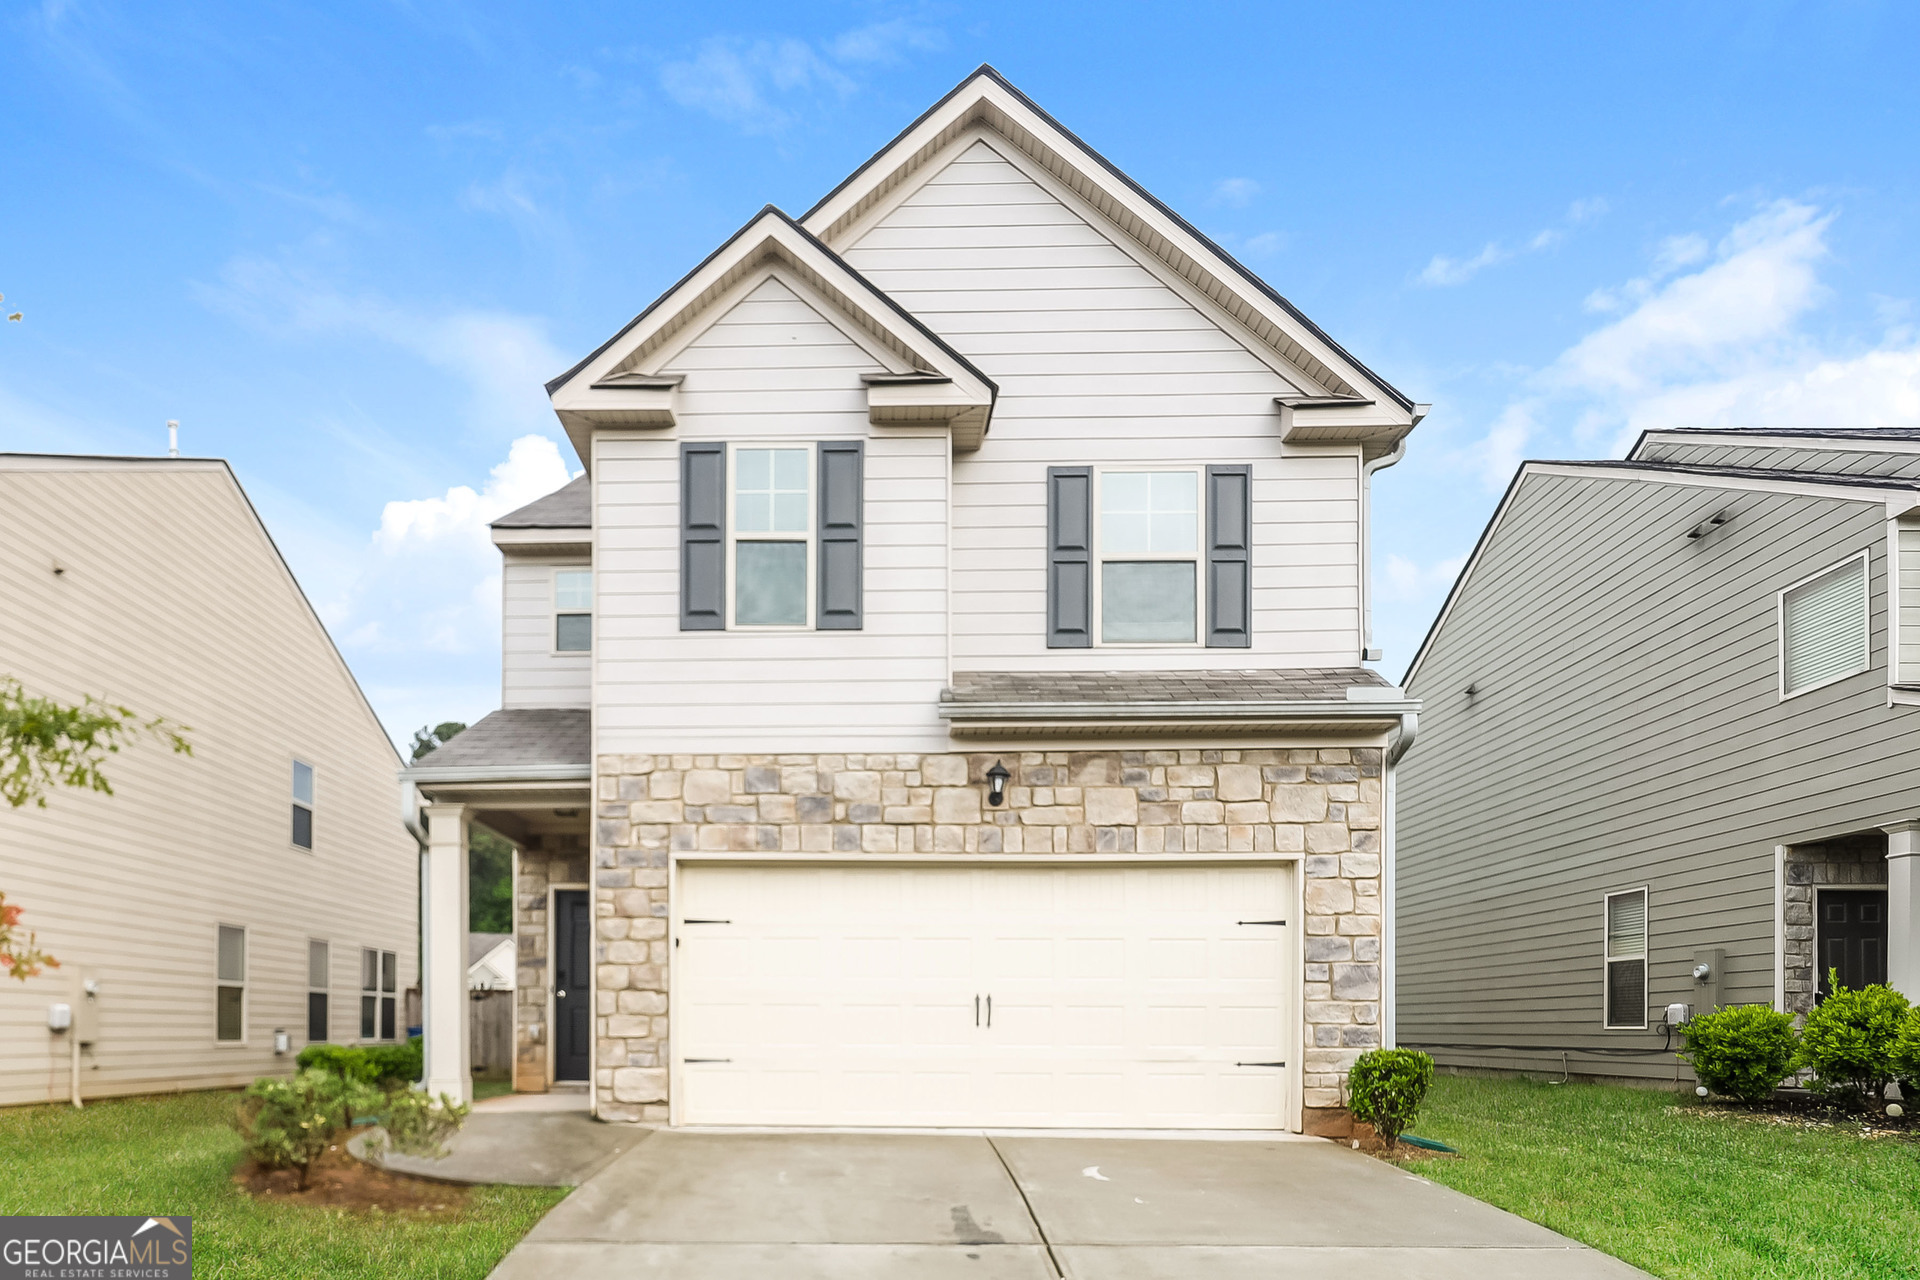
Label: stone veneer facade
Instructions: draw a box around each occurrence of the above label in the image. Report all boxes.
[1783,832,1888,1015]
[588,746,1385,1124]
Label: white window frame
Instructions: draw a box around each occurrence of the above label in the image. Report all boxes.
[216,924,247,1045]
[552,566,593,655]
[1777,550,1871,700]
[291,758,315,851]
[1602,887,1649,1031]
[1092,466,1205,648]
[307,939,330,1044]
[725,444,816,631]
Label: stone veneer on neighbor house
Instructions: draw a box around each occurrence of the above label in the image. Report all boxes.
[586,747,1386,1124]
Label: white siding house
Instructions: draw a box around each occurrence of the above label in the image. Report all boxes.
[409,67,1423,1135]
[0,456,419,1108]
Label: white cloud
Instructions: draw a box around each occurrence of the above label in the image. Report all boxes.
[338,434,577,657]
[658,18,945,134]
[1463,198,1920,486]
[1418,197,1609,287]
[1211,178,1260,208]
[194,255,566,436]
[660,36,854,134]
[1382,552,1469,603]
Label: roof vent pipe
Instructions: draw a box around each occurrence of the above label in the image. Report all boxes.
[167,420,179,458]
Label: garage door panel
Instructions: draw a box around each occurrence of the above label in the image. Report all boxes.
[676,862,1292,1128]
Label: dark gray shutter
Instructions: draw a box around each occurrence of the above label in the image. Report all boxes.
[1206,465,1251,648]
[817,440,864,630]
[680,442,726,630]
[1047,467,1092,648]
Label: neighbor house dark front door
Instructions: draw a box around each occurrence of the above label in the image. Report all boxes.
[553,889,591,1081]
[1818,889,1888,995]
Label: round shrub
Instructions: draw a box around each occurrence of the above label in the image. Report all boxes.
[1796,976,1911,1102]
[1887,1007,1920,1092]
[1346,1048,1434,1149]
[1676,1003,1798,1101]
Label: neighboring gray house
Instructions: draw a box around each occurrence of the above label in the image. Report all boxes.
[405,65,1426,1132]
[1397,428,1920,1081]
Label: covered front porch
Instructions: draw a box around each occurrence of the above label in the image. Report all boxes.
[406,709,591,1104]
[1781,822,1920,1010]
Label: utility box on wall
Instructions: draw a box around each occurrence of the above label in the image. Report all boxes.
[72,972,101,1045]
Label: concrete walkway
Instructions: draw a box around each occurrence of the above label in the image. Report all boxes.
[353,1089,645,1187]
[487,1129,1651,1279]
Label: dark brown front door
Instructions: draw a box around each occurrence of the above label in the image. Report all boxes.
[1818,889,1888,995]
[553,890,591,1081]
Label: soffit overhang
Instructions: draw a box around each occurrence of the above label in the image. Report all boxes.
[546,207,998,468]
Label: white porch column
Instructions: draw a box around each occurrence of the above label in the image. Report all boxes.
[423,802,471,1103]
[1886,822,1920,1000]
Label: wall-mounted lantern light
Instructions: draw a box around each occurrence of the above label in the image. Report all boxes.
[986,759,1011,807]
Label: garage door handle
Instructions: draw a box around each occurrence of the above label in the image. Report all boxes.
[683,1057,731,1064]
[986,994,992,1027]
[974,995,980,1026]
[683,918,731,925]
[1236,1061,1287,1068]
[1237,920,1286,926]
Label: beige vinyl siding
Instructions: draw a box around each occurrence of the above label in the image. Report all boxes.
[593,276,951,754]
[840,138,1363,671]
[1900,520,1920,684]
[1399,471,1920,1080]
[0,461,417,1108]
[1636,438,1920,481]
[502,556,591,709]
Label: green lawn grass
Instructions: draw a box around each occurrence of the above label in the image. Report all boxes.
[471,1078,515,1103]
[1408,1073,1920,1280]
[0,1090,566,1279]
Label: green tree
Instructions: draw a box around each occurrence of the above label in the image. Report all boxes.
[1,677,192,809]
[410,721,467,761]
[470,826,514,934]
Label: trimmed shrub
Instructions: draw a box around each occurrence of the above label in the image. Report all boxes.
[1677,1003,1799,1101]
[362,1089,471,1162]
[1796,975,1911,1103]
[296,1035,422,1086]
[1346,1048,1434,1149]
[236,1068,381,1189]
[1887,1007,1920,1093]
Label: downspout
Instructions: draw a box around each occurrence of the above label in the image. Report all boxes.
[1358,407,1426,662]
[402,779,429,1053]
[1382,711,1418,1050]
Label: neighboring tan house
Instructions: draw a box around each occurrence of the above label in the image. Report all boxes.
[467,933,515,991]
[0,454,419,1107]
[1397,427,1920,1083]
[407,66,1425,1132]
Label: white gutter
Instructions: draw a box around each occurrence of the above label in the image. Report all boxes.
[1358,407,1426,661]
[938,697,1421,725]
[401,763,592,785]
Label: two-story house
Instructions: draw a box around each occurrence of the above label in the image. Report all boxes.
[0,453,419,1107]
[407,67,1424,1133]
[1398,427,1920,1083]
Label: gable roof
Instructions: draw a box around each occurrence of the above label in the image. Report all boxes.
[800,65,1420,426]
[1401,457,1920,689]
[545,206,998,465]
[493,475,589,530]
[1632,427,1920,459]
[0,453,403,768]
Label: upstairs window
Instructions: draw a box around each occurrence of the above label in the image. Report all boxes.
[1604,889,1648,1030]
[554,569,593,652]
[731,447,812,627]
[291,761,314,850]
[217,925,247,1042]
[1780,552,1869,698]
[1097,470,1201,644]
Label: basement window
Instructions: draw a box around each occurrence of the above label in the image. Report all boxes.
[1604,888,1648,1030]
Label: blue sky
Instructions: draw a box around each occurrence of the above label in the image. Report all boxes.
[7,1,1918,742]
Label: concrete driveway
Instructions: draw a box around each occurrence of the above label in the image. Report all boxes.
[488,1129,1648,1279]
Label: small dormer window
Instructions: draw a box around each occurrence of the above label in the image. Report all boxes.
[555,569,593,652]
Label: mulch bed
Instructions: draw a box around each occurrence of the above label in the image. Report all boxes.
[234,1128,471,1214]
[1674,1091,1920,1140]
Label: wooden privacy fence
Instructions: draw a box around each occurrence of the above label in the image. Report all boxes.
[470,989,514,1078]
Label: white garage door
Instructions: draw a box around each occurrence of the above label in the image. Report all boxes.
[674,861,1293,1128]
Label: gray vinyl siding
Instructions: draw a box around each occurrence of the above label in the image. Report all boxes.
[1637,438,1920,481]
[1398,470,1920,1080]
[1900,521,1920,684]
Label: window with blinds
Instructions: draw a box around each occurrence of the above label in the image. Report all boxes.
[1604,889,1648,1029]
[1780,554,1869,697]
